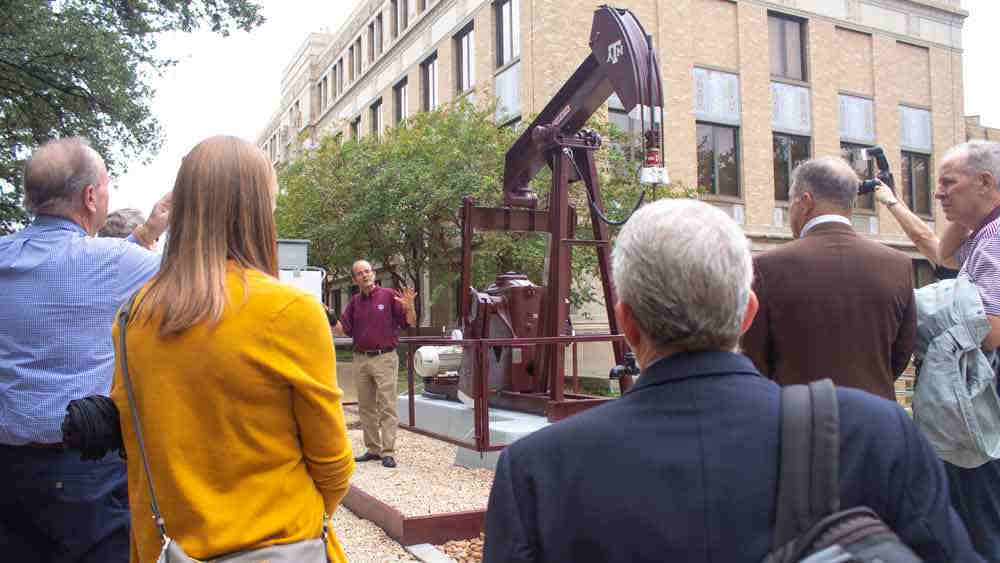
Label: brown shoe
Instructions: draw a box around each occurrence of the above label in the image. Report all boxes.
[381,456,397,468]
[355,452,381,462]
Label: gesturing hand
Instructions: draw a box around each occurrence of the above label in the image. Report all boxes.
[394,287,417,311]
[146,191,173,238]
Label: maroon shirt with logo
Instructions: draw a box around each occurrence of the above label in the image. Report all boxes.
[340,286,409,351]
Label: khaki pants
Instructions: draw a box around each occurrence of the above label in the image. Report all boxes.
[356,351,398,456]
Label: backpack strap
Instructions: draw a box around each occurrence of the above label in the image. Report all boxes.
[772,379,841,550]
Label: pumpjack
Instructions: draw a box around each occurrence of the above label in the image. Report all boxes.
[428,5,667,421]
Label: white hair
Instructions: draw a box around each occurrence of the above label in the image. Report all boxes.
[945,141,1000,191]
[612,199,753,352]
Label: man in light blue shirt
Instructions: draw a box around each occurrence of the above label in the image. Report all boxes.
[0,137,170,562]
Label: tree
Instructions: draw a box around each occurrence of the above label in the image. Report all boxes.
[0,0,265,234]
[276,98,696,325]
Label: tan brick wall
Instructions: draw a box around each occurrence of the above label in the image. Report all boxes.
[810,20,842,160]
[835,27,873,96]
[691,0,739,71]
[929,47,966,235]
[736,2,774,230]
[872,34,905,239]
[894,41,931,107]
[659,0,697,191]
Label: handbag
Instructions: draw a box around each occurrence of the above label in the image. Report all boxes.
[116,292,330,563]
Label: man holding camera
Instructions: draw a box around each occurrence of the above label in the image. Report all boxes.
[741,156,916,401]
[876,140,1000,558]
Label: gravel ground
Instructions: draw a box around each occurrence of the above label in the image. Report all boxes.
[343,404,495,517]
[332,504,418,562]
[438,534,485,563]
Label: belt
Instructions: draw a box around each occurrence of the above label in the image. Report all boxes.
[357,347,395,357]
[25,442,66,450]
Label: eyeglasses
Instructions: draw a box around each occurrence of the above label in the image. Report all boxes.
[353,269,373,277]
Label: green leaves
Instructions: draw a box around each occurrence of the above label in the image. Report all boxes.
[0,0,264,234]
[276,99,697,324]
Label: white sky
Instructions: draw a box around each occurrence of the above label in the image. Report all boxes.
[111,0,1000,215]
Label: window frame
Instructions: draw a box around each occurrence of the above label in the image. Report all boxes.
[422,53,439,111]
[455,22,475,94]
[696,121,742,199]
[901,151,933,218]
[394,78,409,124]
[773,132,812,202]
[370,98,383,139]
[768,12,808,83]
[496,0,520,68]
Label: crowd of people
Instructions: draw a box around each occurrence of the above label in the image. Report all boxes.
[0,134,999,562]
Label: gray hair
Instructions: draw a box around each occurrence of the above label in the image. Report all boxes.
[23,137,103,215]
[791,156,859,208]
[612,199,753,353]
[99,208,146,238]
[944,141,1000,190]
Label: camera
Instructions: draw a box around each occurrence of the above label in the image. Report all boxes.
[855,146,895,196]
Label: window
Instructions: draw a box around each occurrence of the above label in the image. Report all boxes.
[335,60,343,97]
[350,117,360,140]
[696,123,740,197]
[291,100,302,129]
[768,13,806,81]
[496,0,520,68]
[456,23,475,93]
[841,143,875,210]
[334,132,343,146]
[773,133,810,201]
[368,22,375,63]
[393,0,408,36]
[319,75,328,113]
[370,99,383,139]
[901,151,932,216]
[349,45,356,82]
[374,15,383,57]
[422,53,438,111]
[913,259,935,289]
[394,78,409,123]
[354,37,362,78]
[417,0,426,13]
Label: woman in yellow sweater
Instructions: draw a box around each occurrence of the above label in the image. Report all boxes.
[110,136,354,562]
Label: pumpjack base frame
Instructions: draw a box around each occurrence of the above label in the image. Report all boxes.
[489,390,614,422]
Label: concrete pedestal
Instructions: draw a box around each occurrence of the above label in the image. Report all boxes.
[397,395,551,470]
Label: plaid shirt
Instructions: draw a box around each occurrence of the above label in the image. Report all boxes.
[956,210,1000,316]
[0,215,160,444]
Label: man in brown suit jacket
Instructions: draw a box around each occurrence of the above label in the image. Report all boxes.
[741,156,916,401]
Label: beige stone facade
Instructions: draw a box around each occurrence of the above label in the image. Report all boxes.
[258,0,969,377]
[966,115,1000,141]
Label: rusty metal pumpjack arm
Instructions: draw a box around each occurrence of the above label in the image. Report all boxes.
[457,6,663,401]
[509,6,662,394]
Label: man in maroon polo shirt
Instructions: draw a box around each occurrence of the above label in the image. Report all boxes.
[334,259,416,468]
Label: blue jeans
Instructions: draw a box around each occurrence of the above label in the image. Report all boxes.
[945,459,1000,561]
[0,445,130,563]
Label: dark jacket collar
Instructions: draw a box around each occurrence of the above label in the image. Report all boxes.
[628,350,761,394]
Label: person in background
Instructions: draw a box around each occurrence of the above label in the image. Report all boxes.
[741,156,916,401]
[332,260,416,469]
[484,199,978,563]
[111,136,354,562]
[0,137,169,562]
[877,140,1000,559]
[99,208,147,241]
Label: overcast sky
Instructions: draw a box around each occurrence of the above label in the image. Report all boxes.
[110,0,1000,214]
